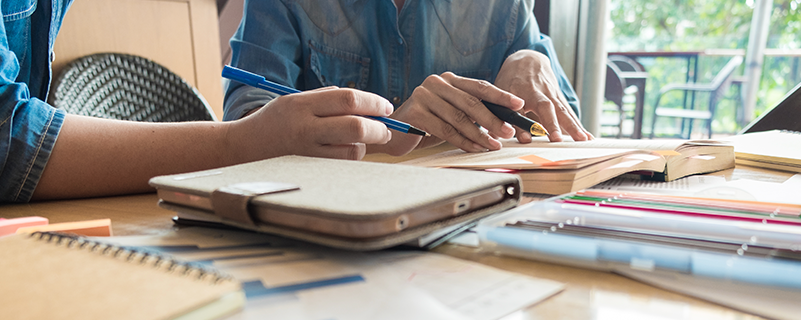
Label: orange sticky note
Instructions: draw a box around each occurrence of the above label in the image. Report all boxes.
[653,150,682,156]
[518,154,554,165]
[16,218,112,237]
[0,217,49,237]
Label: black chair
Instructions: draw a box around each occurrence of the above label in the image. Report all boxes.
[608,55,645,72]
[649,56,743,139]
[602,62,627,138]
[50,53,216,122]
[608,55,649,138]
[603,60,648,138]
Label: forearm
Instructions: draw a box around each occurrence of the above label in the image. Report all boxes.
[32,115,238,200]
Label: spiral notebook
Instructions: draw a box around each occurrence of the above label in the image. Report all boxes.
[0,232,245,320]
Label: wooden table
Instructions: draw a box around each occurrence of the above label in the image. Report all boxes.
[2,160,790,319]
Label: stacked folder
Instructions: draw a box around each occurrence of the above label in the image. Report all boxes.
[476,189,801,320]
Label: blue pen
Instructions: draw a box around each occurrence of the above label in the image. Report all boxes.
[222,65,427,136]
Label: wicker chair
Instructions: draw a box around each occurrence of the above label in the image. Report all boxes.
[50,53,216,122]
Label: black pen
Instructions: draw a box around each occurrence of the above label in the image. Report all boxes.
[482,101,549,136]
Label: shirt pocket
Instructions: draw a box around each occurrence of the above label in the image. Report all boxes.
[2,0,37,22]
[431,0,517,56]
[2,0,37,65]
[308,41,370,90]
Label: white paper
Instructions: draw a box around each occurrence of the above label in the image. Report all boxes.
[96,227,564,320]
[615,267,801,320]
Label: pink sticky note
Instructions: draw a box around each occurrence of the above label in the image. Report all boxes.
[0,217,49,237]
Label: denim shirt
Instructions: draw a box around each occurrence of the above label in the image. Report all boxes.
[224,0,579,121]
[0,0,71,202]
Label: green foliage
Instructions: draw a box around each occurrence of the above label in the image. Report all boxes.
[607,0,801,137]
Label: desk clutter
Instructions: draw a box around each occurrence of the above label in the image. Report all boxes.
[6,130,801,319]
[92,226,564,320]
[474,177,801,320]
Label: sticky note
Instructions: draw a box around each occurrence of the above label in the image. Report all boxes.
[0,217,49,237]
[16,218,112,237]
[518,154,554,165]
[654,150,682,156]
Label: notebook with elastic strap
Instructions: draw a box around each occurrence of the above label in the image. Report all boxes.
[149,156,521,251]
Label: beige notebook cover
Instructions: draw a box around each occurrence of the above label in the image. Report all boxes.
[149,156,521,250]
[1,233,244,320]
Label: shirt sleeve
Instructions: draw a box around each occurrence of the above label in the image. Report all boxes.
[223,0,302,121]
[0,20,65,202]
[504,0,581,118]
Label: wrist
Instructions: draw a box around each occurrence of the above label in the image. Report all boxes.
[218,119,250,166]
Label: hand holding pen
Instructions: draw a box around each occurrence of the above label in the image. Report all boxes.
[223,66,426,136]
[225,66,546,157]
[494,50,593,142]
[223,68,402,160]
[372,72,537,156]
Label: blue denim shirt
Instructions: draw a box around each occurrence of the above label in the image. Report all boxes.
[0,0,71,202]
[224,0,579,121]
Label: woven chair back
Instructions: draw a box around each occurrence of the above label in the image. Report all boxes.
[50,53,216,122]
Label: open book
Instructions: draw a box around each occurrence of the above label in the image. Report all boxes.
[401,137,734,194]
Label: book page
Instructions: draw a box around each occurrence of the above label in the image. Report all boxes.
[400,147,644,170]
[725,130,801,165]
[501,137,692,151]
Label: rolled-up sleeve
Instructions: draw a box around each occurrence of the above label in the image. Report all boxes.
[0,17,64,202]
[223,0,303,121]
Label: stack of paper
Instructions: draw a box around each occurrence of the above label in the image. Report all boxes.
[725,130,801,173]
[98,227,565,320]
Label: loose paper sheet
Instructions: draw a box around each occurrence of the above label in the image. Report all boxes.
[98,227,564,320]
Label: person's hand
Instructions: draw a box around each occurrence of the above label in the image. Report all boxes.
[494,49,593,142]
[228,87,393,161]
[370,72,524,156]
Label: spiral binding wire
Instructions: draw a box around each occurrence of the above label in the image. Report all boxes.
[28,232,234,284]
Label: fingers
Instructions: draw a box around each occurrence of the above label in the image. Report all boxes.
[530,93,564,142]
[399,73,525,152]
[442,72,524,108]
[549,87,591,141]
[433,73,518,139]
[496,50,593,142]
[516,77,590,142]
[303,89,394,117]
[410,85,496,152]
[314,116,392,145]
